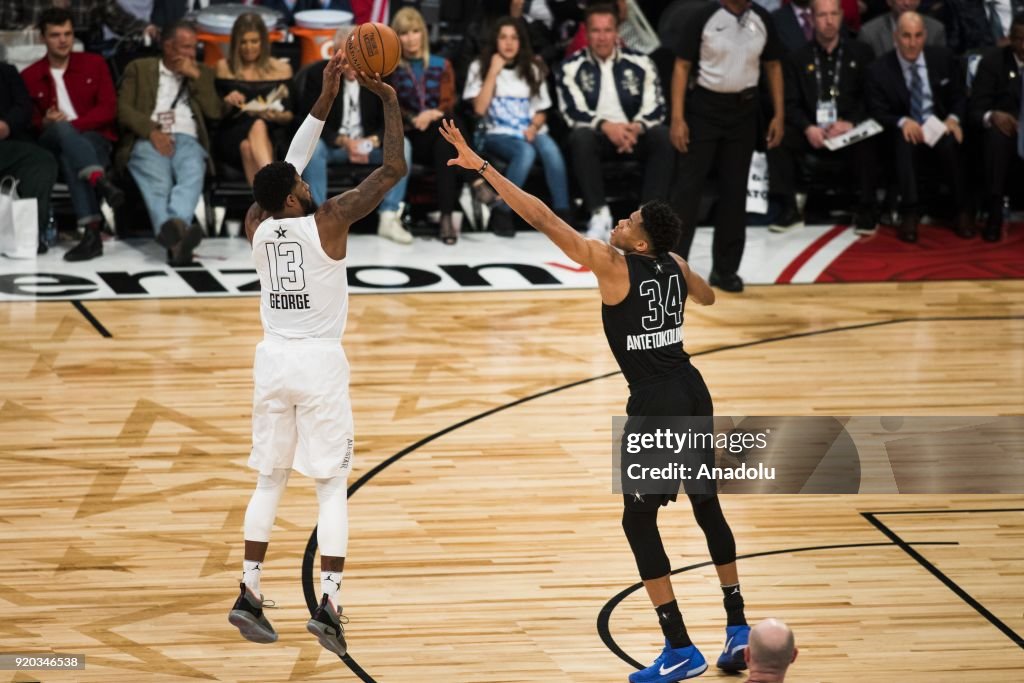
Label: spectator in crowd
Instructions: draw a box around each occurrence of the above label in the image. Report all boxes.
[98,0,152,51]
[456,0,577,89]
[511,0,580,62]
[968,13,1023,241]
[841,0,864,31]
[867,11,972,242]
[860,0,947,57]
[743,618,798,683]
[0,57,58,254]
[556,4,672,241]
[0,0,157,51]
[565,0,661,56]
[772,0,816,54]
[464,16,571,236]
[301,25,414,244]
[769,0,879,233]
[670,0,785,293]
[116,20,224,265]
[945,0,1024,54]
[461,0,569,72]
[388,6,462,244]
[21,8,124,262]
[215,13,294,187]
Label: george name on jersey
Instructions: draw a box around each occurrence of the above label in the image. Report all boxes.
[268,292,311,310]
[626,326,681,351]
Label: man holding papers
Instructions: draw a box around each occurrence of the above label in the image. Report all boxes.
[866,11,972,243]
[768,0,879,234]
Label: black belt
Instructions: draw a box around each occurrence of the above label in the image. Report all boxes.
[693,86,758,103]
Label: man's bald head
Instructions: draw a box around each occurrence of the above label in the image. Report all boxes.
[896,10,925,33]
[895,11,927,62]
[748,619,797,674]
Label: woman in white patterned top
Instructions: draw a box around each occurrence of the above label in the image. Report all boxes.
[463,16,571,236]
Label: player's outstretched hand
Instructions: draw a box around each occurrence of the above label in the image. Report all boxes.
[321,48,345,100]
[439,119,483,171]
[354,70,396,101]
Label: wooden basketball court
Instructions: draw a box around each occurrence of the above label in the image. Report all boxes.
[1,279,1022,682]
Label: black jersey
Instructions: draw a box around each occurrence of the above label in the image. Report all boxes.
[602,253,690,387]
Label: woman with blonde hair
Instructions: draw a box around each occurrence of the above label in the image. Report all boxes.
[387,6,464,244]
[215,13,294,186]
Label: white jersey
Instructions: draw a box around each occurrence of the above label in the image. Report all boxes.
[252,214,349,340]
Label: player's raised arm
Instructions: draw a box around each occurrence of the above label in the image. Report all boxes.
[318,72,407,229]
[671,253,715,306]
[439,119,617,273]
[285,48,344,174]
[245,48,346,242]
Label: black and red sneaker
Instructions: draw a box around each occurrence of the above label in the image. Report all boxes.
[228,583,277,644]
[306,593,348,656]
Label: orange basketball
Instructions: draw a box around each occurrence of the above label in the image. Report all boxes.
[345,23,401,78]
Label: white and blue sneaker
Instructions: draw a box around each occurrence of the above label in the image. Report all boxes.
[716,624,750,671]
[628,641,707,683]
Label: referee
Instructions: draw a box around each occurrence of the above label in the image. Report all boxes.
[669,0,785,293]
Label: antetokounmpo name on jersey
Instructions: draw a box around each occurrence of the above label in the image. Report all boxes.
[626,326,681,351]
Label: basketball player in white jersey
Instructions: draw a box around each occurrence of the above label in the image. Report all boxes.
[227,48,407,657]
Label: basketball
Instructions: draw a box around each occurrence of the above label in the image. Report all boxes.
[345,23,401,78]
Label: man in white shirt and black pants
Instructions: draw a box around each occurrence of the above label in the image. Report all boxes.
[669,0,785,293]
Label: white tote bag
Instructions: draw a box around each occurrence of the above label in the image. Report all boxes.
[0,176,39,259]
[745,151,769,215]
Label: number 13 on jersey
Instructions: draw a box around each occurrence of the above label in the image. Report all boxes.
[265,242,306,292]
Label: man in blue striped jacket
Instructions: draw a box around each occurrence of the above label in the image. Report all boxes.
[556,3,674,241]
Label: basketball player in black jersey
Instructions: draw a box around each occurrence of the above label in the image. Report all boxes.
[441,120,750,682]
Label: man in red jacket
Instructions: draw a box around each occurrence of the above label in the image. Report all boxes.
[21,7,124,262]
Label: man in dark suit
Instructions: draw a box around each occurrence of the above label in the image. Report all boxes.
[968,14,1023,241]
[769,0,878,232]
[946,0,1024,53]
[867,11,971,242]
[773,0,816,54]
[299,26,413,243]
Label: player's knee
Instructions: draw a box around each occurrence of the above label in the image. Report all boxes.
[315,475,349,557]
[256,467,289,491]
[245,469,290,542]
[314,474,345,501]
[691,495,737,564]
[623,509,671,579]
[621,507,657,542]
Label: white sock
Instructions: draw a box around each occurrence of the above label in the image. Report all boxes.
[321,571,342,606]
[242,559,262,595]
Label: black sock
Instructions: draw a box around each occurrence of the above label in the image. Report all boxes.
[721,583,747,626]
[655,600,692,649]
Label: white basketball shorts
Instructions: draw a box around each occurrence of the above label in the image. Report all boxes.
[248,338,355,479]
